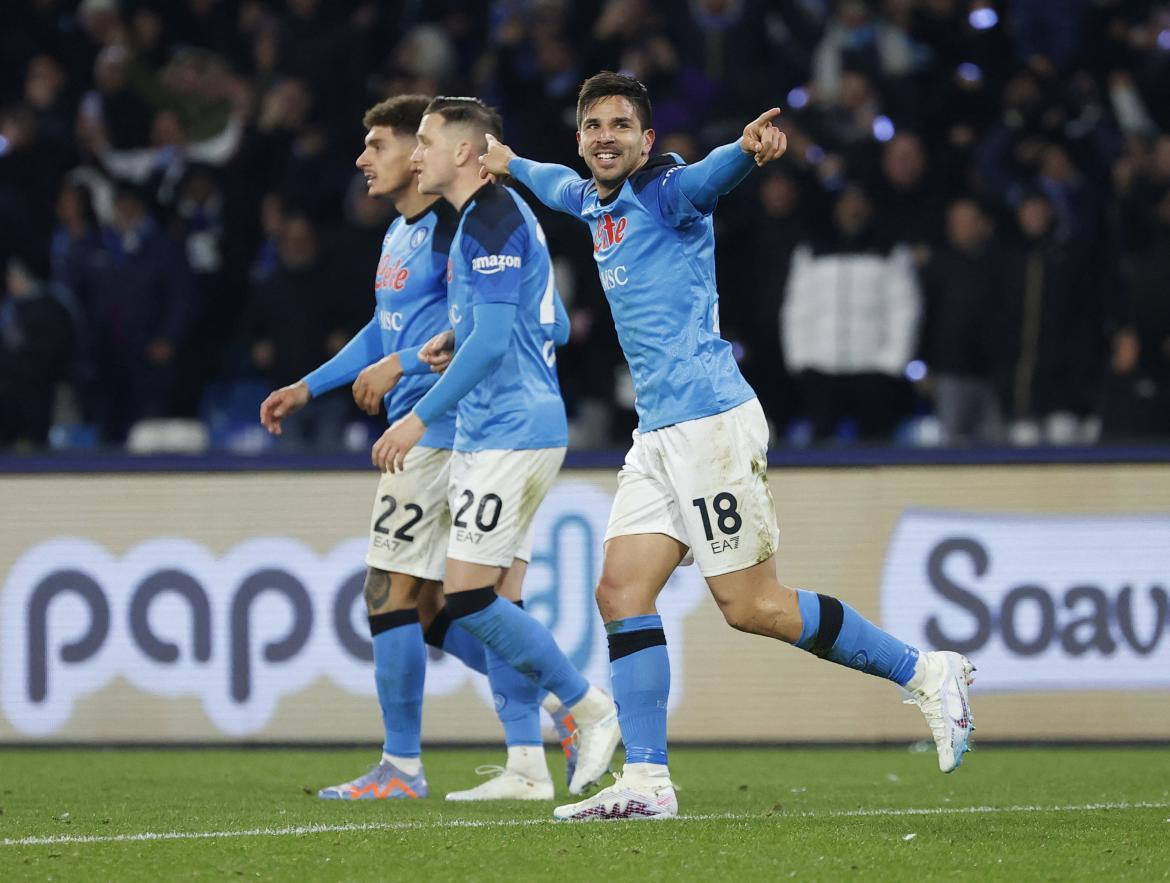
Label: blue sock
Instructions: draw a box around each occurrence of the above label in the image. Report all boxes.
[446,588,589,708]
[487,647,543,746]
[423,608,487,675]
[370,610,426,758]
[795,589,919,685]
[487,599,541,746]
[607,615,669,766]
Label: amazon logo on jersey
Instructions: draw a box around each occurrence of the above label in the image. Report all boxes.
[471,254,522,274]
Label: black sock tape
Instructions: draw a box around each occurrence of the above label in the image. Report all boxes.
[608,628,667,662]
[444,586,498,619]
[369,608,420,637]
[810,593,844,658]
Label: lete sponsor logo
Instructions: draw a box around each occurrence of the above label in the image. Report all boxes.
[0,481,705,736]
[881,510,1170,691]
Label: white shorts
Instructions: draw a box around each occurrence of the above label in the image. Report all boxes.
[446,447,565,568]
[364,445,452,581]
[604,398,779,577]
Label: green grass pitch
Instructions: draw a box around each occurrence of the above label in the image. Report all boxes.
[1,746,1167,881]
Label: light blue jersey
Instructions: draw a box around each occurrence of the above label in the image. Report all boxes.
[303,201,457,449]
[511,147,757,432]
[445,183,567,452]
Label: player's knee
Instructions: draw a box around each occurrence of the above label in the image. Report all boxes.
[714,580,801,639]
[595,572,659,621]
[717,595,757,633]
[415,580,444,629]
[595,571,631,619]
[594,574,616,613]
[363,567,393,615]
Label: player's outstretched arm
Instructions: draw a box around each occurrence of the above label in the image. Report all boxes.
[675,108,787,214]
[259,380,310,436]
[371,304,515,473]
[480,134,584,216]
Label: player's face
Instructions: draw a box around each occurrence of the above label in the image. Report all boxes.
[411,113,457,196]
[576,96,654,189]
[355,126,416,199]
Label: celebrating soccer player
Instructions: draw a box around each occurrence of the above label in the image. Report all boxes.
[259,95,578,801]
[370,96,622,798]
[478,72,977,821]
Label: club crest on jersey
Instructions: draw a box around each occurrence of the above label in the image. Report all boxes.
[593,213,627,255]
[375,253,409,292]
[410,226,428,249]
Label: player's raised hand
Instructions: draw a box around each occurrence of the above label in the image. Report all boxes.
[371,412,426,473]
[352,355,403,416]
[739,108,787,167]
[259,381,310,436]
[419,330,455,372]
[479,133,516,181]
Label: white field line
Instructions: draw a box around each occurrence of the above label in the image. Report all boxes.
[3,801,1168,848]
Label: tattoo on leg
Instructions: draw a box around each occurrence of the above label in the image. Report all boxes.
[364,569,391,612]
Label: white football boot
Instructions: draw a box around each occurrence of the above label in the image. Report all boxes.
[907,650,976,772]
[566,687,622,795]
[445,765,555,801]
[554,768,678,821]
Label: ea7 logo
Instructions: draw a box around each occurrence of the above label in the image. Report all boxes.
[593,214,627,255]
[471,254,522,275]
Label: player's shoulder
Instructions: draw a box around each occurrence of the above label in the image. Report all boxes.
[426,197,459,255]
[629,153,686,197]
[461,183,527,253]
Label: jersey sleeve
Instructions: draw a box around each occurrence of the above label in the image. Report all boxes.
[509,158,588,217]
[413,303,515,426]
[302,313,381,396]
[646,143,756,226]
[459,198,530,306]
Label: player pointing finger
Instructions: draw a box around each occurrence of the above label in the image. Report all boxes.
[479,133,515,180]
[739,107,786,167]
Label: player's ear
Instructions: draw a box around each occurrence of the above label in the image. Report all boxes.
[453,138,473,167]
[642,127,656,157]
[575,130,583,158]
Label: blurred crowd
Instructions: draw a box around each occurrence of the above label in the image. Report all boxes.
[2,0,1170,453]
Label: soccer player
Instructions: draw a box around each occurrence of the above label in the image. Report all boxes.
[258,95,577,801]
[478,72,977,821]
[371,96,622,798]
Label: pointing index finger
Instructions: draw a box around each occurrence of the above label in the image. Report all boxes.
[752,107,783,128]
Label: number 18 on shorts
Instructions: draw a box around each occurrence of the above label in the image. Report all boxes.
[605,398,780,577]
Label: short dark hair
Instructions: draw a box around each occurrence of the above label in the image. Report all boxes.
[362,94,432,136]
[576,71,652,130]
[423,96,503,145]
